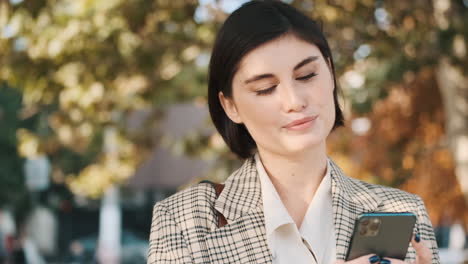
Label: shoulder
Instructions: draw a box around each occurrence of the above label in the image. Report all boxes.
[152,182,217,225]
[368,180,420,202]
[149,186,212,263]
[328,158,424,212]
[354,177,424,212]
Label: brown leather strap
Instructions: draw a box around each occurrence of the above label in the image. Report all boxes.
[212,183,227,228]
[200,180,227,228]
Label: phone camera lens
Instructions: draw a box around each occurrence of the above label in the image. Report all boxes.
[359,228,367,236]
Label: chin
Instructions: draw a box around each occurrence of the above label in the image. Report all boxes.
[282,137,325,154]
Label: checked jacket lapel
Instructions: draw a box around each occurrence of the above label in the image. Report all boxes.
[328,159,381,260]
[205,158,272,263]
[204,157,382,263]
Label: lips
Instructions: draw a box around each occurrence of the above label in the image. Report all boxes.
[284,116,318,129]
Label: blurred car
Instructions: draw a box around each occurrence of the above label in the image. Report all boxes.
[66,230,148,264]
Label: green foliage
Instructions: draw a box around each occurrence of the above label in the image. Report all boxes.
[0,0,215,197]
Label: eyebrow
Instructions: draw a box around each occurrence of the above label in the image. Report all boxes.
[294,56,319,71]
[243,55,319,84]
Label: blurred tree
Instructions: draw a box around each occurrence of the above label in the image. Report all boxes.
[0,0,217,198]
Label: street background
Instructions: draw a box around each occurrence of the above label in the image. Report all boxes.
[1,0,468,263]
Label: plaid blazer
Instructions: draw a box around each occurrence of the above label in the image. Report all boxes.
[148,157,440,263]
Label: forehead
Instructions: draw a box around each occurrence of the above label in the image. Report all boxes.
[236,35,323,75]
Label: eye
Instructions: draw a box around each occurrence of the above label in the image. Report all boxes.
[296,72,317,81]
[256,85,277,95]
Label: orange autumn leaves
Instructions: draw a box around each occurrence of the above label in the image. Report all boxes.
[328,67,468,228]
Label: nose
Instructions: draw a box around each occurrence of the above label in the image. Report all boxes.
[280,81,307,113]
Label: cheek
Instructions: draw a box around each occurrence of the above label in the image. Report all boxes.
[243,103,277,125]
[236,98,279,129]
[310,75,334,105]
[310,75,336,123]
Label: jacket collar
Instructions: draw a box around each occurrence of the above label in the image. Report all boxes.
[328,158,381,212]
[214,157,262,222]
[328,158,381,259]
[215,157,381,218]
[213,156,382,260]
[207,158,269,263]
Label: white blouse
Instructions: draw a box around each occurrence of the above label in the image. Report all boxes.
[255,153,337,264]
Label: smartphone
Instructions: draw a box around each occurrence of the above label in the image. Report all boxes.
[345,212,416,261]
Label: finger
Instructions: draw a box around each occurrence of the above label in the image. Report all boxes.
[411,233,431,251]
[411,233,432,264]
[339,254,380,264]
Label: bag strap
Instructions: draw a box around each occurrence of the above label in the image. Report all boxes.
[200,180,227,228]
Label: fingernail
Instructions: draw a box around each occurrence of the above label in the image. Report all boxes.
[369,255,380,263]
[415,233,421,243]
[380,259,391,264]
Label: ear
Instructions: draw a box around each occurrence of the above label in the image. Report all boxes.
[218,91,243,124]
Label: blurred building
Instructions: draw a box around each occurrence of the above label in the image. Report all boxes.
[128,102,214,193]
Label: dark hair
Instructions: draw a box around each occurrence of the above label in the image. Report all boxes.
[208,0,345,159]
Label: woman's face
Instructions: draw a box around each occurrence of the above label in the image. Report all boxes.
[219,34,336,157]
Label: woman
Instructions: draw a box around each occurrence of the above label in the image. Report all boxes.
[148,1,439,263]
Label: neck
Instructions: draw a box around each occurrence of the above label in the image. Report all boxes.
[257,144,328,201]
[257,144,329,228]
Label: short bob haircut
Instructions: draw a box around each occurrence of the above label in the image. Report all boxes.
[208,0,345,159]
